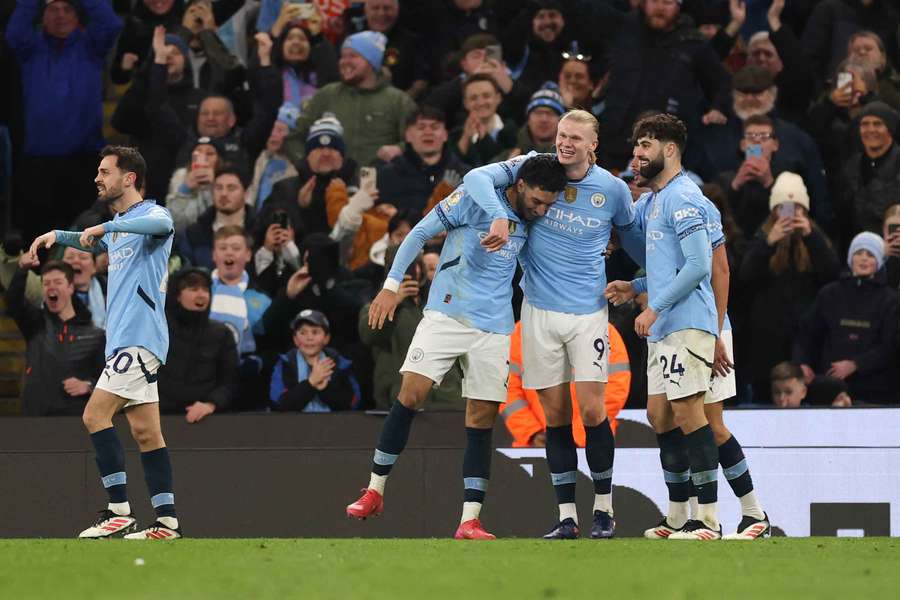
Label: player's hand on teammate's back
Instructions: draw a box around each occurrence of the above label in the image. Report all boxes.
[604,280,636,306]
[79,224,105,249]
[481,218,509,252]
[368,288,400,329]
[634,307,658,338]
[713,337,734,377]
[27,231,57,263]
[185,401,215,423]
[62,377,92,397]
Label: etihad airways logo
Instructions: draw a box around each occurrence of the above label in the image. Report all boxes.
[546,206,606,228]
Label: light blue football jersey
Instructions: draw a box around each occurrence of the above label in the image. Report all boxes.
[463,154,639,314]
[642,173,718,342]
[386,185,527,335]
[703,200,732,333]
[58,200,174,362]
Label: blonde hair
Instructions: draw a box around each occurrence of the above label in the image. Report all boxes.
[558,109,599,163]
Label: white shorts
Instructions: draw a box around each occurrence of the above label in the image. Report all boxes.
[400,310,510,403]
[95,346,161,408]
[647,329,715,401]
[707,329,736,404]
[520,300,608,389]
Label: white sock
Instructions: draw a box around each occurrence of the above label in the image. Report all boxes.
[668,501,689,529]
[108,502,131,516]
[559,503,578,524]
[368,473,387,495]
[157,516,179,530]
[593,493,613,516]
[461,502,482,524]
[697,503,719,531]
[739,490,766,521]
[689,495,699,520]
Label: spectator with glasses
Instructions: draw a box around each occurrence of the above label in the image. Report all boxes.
[720,115,781,237]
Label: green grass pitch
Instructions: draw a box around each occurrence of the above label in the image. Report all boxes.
[0,538,896,599]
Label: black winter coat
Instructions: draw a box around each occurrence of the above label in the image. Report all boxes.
[836,144,900,252]
[794,271,897,403]
[6,269,105,416]
[738,228,841,388]
[376,145,470,214]
[158,303,238,413]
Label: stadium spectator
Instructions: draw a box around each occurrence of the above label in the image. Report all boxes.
[62,248,106,330]
[770,362,853,407]
[352,209,418,285]
[343,0,429,98]
[176,0,246,96]
[498,1,590,95]
[6,0,122,240]
[739,173,841,404]
[450,74,517,167]
[719,115,781,237]
[588,0,732,167]
[499,322,630,448]
[845,30,900,111]
[358,246,462,409]
[269,19,339,109]
[427,0,497,63]
[802,0,899,91]
[882,204,900,289]
[422,243,441,281]
[423,33,530,130]
[166,136,224,232]
[6,258,105,416]
[507,83,565,158]
[833,101,900,251]
[247,104,300,210]
[556,50,603,118]
[794,232,897,404]
[180,165,256,269]
[716,0,813,126]
[325,172,384,270]
[691,66,831,227]
[809,59,880,175]
[110,0,185,85]
[257,114,358,240]
[254,208,300,299]
[262,232,372,353]
[112,25,206,201]
[158,267,238,421]
[284,31,417,167]
[375,107,470,214]
[270,309,362,411]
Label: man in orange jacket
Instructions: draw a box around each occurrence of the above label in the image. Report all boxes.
[500,321,630,447]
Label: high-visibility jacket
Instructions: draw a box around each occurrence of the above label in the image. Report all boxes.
[500,321,630,447]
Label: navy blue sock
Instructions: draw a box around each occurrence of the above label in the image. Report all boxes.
[90,427,128,504]
[685,425,719,505]
[372,401,417,476]
[545,424,578,504]
[584,419,615,495]
[463,427,492,503]
[141,447,177,519]
[657,428,690,502]
[719,435,754,498]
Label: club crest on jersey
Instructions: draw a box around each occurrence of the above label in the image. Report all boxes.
[591,193,606,208]
[564,186,577,203]
[446,190,463,206]
[409,348,424,363]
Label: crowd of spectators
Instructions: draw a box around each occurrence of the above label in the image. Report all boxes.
[3,0,900,424]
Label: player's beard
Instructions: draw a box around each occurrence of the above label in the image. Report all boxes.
[98,181,124,205]
[638,152,665,182]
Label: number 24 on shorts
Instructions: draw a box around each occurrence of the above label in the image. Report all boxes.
[660,353,685,379]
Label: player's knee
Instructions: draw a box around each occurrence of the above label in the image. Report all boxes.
[466,401,499,428]
[129,421,159,448]
[82,406,108,433]
[396,388,426,411]
[581,403,607,427]
[646,406,669,433]
[711,422,731,446]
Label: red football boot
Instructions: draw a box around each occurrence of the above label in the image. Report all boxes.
[346,488,384,519]
[454,519,496,540]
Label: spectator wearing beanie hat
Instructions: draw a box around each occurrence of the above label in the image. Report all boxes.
[6,0,122,241]
[739,170,840,404]
[285,29,418,168]
[256,113,359,244]
[248,104,302,210]
[794,231,898,405]
[506,82,565,158]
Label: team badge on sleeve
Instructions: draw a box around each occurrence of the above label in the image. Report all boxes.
[446,190,463,206]
[591,193,606,208]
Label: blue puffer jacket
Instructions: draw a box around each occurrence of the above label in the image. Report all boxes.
[5,0,122,156]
